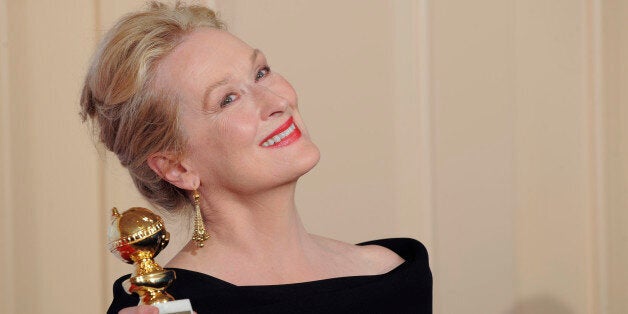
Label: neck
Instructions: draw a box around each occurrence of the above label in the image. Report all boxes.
[191,182,315,263]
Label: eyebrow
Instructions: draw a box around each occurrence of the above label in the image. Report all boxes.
[250,48,260,64]
[201,48,261,108]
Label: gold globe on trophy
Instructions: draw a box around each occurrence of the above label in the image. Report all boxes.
[108,207,192,313]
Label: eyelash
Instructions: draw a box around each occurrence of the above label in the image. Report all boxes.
[220,94,237,107]
[219,65,271,108]
[256,65,271,81]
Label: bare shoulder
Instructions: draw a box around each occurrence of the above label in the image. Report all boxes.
[310,235,405,276]
[356,242,405,274]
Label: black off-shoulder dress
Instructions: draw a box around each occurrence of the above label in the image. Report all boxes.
[107,238,432,313]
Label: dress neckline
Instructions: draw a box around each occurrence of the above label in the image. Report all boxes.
[167,260,409,289]
[164,238,417,289]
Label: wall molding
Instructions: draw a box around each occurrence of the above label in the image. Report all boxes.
[588,0,608,312]
[0,0,15,311]
[391,0,433,247]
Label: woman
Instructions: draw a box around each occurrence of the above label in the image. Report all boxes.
[81,2,432,313]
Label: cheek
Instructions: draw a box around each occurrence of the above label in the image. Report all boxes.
[213,111,259,149]
[188,112,258,179]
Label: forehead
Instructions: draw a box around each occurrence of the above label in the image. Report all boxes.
[153,28,253,100]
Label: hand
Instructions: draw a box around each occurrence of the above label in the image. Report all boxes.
[119,305,197,314]
[119,305,159,314]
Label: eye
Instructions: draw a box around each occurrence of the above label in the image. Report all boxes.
[220,94,237,108]
[256,66,271,81]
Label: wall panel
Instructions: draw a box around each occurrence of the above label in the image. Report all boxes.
[602,0,628,312]
[215,0,425,245]
[3,0,103,312]
[430,1,516,313]
[0,0,14,311]
[514,1,594,313]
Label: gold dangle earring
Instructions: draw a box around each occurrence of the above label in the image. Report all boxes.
[192,189,210,247]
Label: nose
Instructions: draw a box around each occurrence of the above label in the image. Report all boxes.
[252,84,289,120]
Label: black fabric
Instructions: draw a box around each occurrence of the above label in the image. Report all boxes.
[107,238,432,313]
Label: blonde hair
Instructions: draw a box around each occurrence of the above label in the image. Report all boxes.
[80,1,225,211]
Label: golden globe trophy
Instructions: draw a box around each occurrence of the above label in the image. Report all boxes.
[108,207,193,314]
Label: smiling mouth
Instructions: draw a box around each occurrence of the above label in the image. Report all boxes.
[260,117,302,148]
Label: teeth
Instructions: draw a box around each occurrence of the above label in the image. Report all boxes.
[262,123,296,147]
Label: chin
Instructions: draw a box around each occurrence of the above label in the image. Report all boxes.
[246,142,320,192]
[296,142,321,176]
[278,140,320,186]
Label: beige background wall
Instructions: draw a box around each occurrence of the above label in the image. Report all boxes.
[0,0,625,313]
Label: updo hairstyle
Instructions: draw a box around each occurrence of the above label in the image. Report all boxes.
[80,1,225,211]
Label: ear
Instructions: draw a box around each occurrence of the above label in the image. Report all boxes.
[147,152,199,190]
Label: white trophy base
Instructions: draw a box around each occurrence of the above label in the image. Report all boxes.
[153,299,193,314]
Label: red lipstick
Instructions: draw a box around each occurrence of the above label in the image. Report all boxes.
[259,117,302,148]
